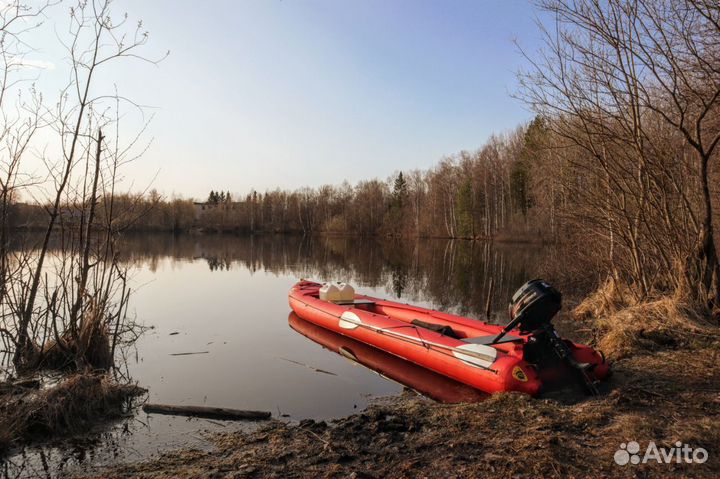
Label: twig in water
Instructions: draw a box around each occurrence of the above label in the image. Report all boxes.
[204,419,227,427]
[191,434,211,443]
[278,357,337,376]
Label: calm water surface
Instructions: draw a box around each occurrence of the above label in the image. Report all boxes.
[125,234,546,416]
[4,234,549,477]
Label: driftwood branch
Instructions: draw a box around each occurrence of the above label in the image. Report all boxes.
[142,403,271,421]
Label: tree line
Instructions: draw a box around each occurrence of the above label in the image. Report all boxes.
[9,122,550,239]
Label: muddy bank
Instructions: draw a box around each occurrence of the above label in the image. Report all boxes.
[80,342,719,479]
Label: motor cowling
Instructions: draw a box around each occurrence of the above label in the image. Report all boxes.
[508,279,562,333]
[507,280,600,395]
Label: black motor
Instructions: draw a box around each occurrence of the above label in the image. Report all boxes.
[508,279,562,333]
[494,279,599,395]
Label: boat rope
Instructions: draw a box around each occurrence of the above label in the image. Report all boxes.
[378,323,431,350]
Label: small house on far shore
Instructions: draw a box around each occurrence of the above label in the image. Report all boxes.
[193,201,240,219]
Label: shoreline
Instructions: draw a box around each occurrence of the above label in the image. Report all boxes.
[78,343,720,478]
[7,227,554,244]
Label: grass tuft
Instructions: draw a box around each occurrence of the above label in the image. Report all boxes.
[0,373,145,453]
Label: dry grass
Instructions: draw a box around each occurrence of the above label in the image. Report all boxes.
[574,277,631,320]
[0,373,145,453]
[26,304,113,371]
[574,278,720,359]
[1,302,139,455]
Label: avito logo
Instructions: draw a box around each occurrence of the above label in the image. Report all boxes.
[614,441,708,465]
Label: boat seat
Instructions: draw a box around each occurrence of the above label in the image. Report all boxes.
[335,299,376,306]
[411,319,462,339]
[463,334,523,345]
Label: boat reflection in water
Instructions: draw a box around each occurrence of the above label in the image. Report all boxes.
[288,312,487,404]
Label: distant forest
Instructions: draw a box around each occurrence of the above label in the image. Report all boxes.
[10,118,563,240]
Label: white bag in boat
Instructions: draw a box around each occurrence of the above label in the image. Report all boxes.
[319,282,341,301]
[337,283,355,302]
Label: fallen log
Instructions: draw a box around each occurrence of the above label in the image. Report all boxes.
[142,403,271,421]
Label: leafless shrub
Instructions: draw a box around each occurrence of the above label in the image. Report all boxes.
[0,0,162,376]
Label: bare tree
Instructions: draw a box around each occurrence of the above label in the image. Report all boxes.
[517,0,720,309]
[0,1,53,365]
[0,0,163,372]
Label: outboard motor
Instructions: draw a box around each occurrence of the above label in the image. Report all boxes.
[508,279,562,333]
[494,279,599,395]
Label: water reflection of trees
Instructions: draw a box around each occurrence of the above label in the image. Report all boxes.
[115,234,552,319]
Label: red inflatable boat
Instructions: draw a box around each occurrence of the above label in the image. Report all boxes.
[289,312,487,403]
[288,279,610,396]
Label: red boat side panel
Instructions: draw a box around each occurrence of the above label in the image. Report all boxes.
[289,313,488,403]
[289,281,542,396]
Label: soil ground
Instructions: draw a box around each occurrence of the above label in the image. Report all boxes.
[78,341,720,479]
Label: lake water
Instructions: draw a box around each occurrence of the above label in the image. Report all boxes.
[3,234,549,477]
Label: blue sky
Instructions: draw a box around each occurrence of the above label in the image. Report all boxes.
[24,0,544,200]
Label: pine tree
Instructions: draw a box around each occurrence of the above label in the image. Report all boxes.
[512,116,545,215]
[391,172,408,209]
